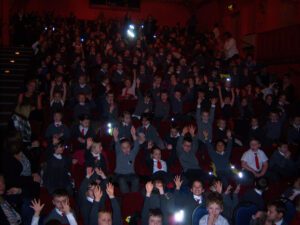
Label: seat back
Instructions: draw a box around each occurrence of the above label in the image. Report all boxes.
[233,202,258,225]
[192,206,208,225]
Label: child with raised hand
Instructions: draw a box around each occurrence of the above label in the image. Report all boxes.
[203,129,234,186]
[85,138,107,174]
[43,189,78,225]
[30,199,45,225]
[89,183,122,225]
[78,167,107,225]
[199,192,229,225]
[141,181,169,225]
[112,126,140,193]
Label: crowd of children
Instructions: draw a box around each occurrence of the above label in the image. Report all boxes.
[1,11,300,225]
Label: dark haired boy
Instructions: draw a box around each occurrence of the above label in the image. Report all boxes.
[266,200,287,225]
[45,111,70,143]
[43,189,77,225]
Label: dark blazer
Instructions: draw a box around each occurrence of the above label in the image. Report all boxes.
[84,151,107,173]
[89,197,122,225]
[1,152,37,198]
[137,125,164,149]
[173,190,206,225]
[78,177,106,225]
[240,189,265,210]
[44,209,76,225]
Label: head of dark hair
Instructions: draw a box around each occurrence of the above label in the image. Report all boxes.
[52,189,69,198]
[183,134,193,144]
[120,138,131,145]
[206,192,223,208]
[148,208,163,219]
[78,114,90,121]
[141,113,151,122]
[268,200,286,216]
[5,133,23,155]
[254,177,268,191]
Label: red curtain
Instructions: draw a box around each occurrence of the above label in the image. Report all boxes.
[256,25,300,64]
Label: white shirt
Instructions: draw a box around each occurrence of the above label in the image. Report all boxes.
[199,214,229,225]
[193,195,202,204]
[31,210,77,225]
[241,149,268,172]
[79,125,88,136]
[153,159,167,173]
[53,153,62,160]
[275,219,284,225]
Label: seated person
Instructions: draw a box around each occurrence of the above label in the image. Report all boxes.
[73,93,96,120]
[177,126,204,182]
[0,174,22,225]
[132,90,153,120]
[154,90,170,121]
[164,124,180,166]
[88,183,122,225]
[268,142,299,181]
[50,91,65,114]
[141,182,171,225]
[199,192,229,225]
[78,167,108,225]
[196,98,217,143]
[173,176,206,225]
[203,130,234,186]
[241,139,268,184]
[266,200,287,225]
[101,91,118,123]
[112,127,140,193]
[43,189,78,225]
[209,179,240,221]
[137,113,165,149]
[120,77,137,99]
[85,138,107,173]
[43,140,75,194]
[71,114,95,150]
[264,110,286,146]
[248,117,265,144]
[145,146,172,184]
[117,111,133,140]
[240,177,268,210]
[281,176,300,201]
[45,111,70,143]
[71,74,92,100]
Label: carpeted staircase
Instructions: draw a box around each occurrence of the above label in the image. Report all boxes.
[0,47,32,132]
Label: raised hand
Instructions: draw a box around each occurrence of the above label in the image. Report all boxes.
[214,181,223,194]
[174,175,183,190]
[112,128,119,141]
[61,199,71,214]
[30,199,45,216]
[6,187,22,195]
[95,168,106,179]
[86,137,93,149]
[226,130,232,139]
[145,181,154,197]
[93,185,103,202]
[182,126,189,136]
[234,184,241,194]
[225,185,232,195]
[189,125,196,137]
[86,167,94,178]
[131,126,137,140]
[155,182,164,195]
[106,183,115,199]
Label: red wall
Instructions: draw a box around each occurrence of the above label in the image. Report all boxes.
[17,0,190,26]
